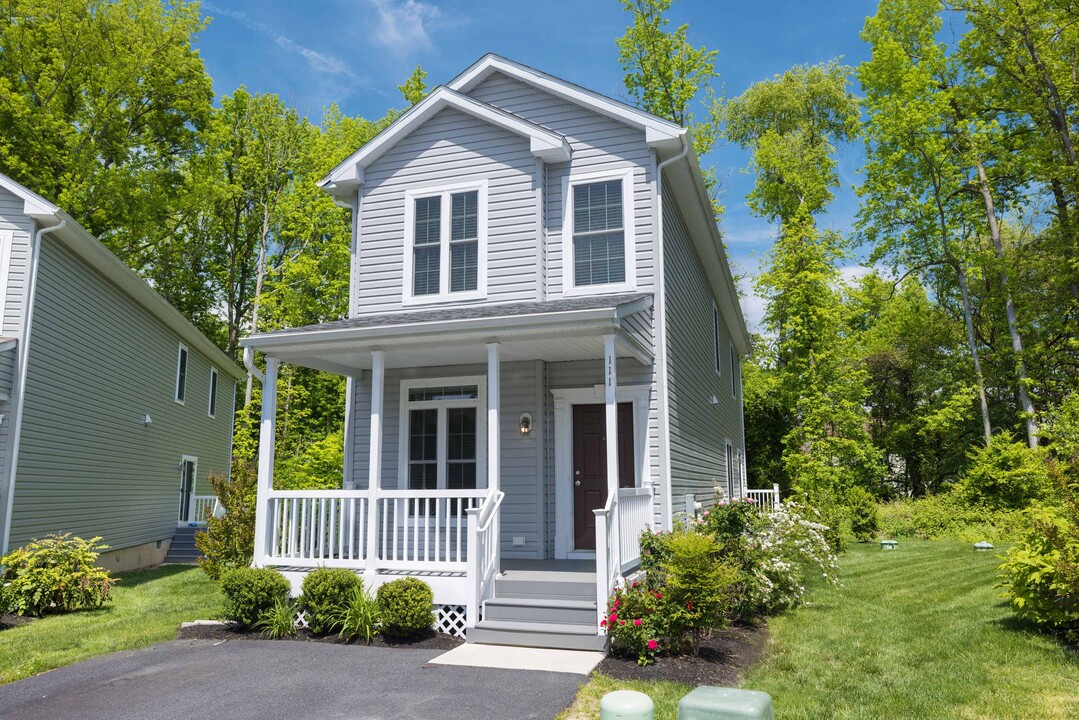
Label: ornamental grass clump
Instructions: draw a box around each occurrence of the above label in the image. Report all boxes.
[0,534,116,616]
[334,583,380,643]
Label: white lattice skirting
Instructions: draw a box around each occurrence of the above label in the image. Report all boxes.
[434,604,468,639]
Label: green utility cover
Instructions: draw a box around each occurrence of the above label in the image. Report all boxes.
[600,690,654,719]
[678,686,775,720]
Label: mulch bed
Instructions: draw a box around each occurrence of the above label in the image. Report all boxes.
[0,613,34,631]
[177,621,462,650]
[596,621,768,686]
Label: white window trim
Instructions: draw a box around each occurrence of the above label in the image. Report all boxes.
[713,303,722,376]
[174,343,189,405]
[725,439,735,499]
[208,367,219,418]
[402,180,489,306]
[730,343,737,397]
[561,167,637,296]
[396,375,488,490]
[0,230,12,326]
[551,384,652,559]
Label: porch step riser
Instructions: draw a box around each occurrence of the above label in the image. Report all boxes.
[493,579,595,601]
[468,626,608,652]
[483,603,597,625]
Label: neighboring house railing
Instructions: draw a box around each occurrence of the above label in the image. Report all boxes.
[189,495,218,525]
[617,487,652,572]
[264,488,487,571]
[465,490,504,629]
[594,492,621,633]
[746,483,781,512]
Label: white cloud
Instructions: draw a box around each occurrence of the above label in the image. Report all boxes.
[206,4,356,78]
[366,0,441,54]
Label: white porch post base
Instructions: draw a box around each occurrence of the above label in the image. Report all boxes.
[252,357,278,567]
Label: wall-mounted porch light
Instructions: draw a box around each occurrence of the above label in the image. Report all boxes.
[519,412,533,435]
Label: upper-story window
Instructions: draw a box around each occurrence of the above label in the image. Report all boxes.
[404,181,488,304]
[208,367,219,418]
[175,343,189,404]
[563,169,636,295]
[713,304,722,376]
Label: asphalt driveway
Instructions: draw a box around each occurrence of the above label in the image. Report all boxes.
[0,639,584,720]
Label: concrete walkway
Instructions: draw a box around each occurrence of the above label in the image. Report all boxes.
[0,639,585,720]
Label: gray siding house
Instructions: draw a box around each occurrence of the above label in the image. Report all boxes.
[242,55,750,649]
[0,173,242,572]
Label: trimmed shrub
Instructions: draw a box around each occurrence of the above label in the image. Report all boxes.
[220,567,291,628]
[848,487,880,542]
[334,583,380,643]
[300,568,362,635]
[661,531,742,654]
[376,577,433,637]
[0,534,116,616]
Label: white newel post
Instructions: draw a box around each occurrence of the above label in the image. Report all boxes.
[486,342,501,574]
[603,334,620,568]
[252,357,278,566]
[365,351,384,575]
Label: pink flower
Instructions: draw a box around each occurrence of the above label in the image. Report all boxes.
[609,612,618,624]
[600,619,607,627]
[647,639,658,651]
[613,599,620,609]
[631,581,639,588]
[633,618,642,627]
[655,592,663,600]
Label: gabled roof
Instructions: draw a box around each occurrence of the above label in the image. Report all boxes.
[0,173,244,379]
[447,54,685,152]
[321,86,571,190]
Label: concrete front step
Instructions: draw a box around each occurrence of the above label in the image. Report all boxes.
[469,620,607,652]
[482,596,598,626]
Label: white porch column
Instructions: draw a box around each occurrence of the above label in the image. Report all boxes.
[365,350,384,575]
[252,357,278,567]
[603,334,621,567]
[486,343,500,494]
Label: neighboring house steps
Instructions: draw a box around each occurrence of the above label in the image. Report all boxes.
[163,526,204,564]
[468,565,607,652]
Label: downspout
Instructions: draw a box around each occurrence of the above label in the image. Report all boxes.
[2,218,65,556]
[242,346,264,383]
[653,133,689,530]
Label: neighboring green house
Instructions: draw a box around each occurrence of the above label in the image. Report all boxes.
[0,173,242,571]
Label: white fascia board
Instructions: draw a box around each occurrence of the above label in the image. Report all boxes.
[449,54,683,148]
[0,173,60,220]
[322,86,569,188]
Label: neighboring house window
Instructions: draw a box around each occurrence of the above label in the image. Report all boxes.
[404,182,487,303]
[713,304,722,375]
[208,368,219,418]
[725,441,734,498]
[175,343,189,404]
[730,344,737,397]
[400,379,487,491]
[563,169,635,294]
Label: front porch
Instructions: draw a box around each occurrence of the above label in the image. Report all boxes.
[242,295,659,644]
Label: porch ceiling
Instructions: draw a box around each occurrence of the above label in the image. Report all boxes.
[241,294,653,374]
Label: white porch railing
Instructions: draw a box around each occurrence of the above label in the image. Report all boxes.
[466,491,504,629]
[746,483,781,512]
[594,493,620,633]
[189,495,218,525]
[617,487,652,573]
[267,490,368,567]
[263,488,487,572]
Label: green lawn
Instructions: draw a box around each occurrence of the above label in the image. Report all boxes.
[0,565,222,684]
[562,541,1079,720]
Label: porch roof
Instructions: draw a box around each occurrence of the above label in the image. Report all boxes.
[241,293,653,374]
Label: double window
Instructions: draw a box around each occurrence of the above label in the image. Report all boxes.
[564,169,635,294]
[404,182,487,303]
[400,379,486,492]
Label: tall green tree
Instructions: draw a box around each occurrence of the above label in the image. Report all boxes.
[616,0,724,215]
[0,0,212,260]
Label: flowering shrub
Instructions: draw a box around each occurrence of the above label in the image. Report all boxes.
[638,527,671,580]
[700,496,765,549]
[743,501,839,613]
[0,534,116,616]
[604,579,670,665]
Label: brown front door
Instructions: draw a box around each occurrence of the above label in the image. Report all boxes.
[572,403,634,550]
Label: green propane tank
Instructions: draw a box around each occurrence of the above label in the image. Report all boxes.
[600,690,655,720]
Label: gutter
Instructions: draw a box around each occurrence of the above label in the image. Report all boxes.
[2,218,65,555]
[654,133,689,531]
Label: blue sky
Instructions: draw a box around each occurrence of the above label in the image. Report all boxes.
[195,0,880,328]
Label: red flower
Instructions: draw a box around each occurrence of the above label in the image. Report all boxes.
[633,618,642,627]
[609,612,618,624]
[655,592,663,599]
[600,619,607,627]
[686,602,694,610]
[647,639,658,651]
[632,581,639,588]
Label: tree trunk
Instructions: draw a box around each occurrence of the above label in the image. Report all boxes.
[244,209,271,407]
[955,261,993,445]
[974,161,1039,447]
